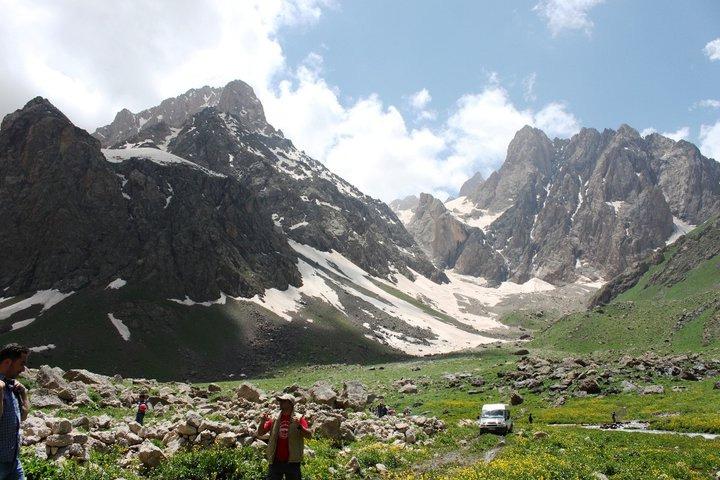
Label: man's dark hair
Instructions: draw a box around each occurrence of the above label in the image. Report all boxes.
[0,343,30,362]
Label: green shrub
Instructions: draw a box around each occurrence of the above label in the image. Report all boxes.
[147,446,265,480]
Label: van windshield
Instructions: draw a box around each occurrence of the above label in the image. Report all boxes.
[481,410,505,418]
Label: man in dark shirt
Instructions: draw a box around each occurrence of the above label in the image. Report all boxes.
[0,344,30,480]
[257,394,311,480]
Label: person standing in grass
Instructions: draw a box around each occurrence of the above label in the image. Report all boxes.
[0,344,30,480]
[257,394,312,480]
[135,393,149,425]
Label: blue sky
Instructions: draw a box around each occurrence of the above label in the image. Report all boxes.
[279,0,719,139]
[2,0,719,201]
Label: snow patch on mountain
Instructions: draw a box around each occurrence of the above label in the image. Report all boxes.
[0,290,74,321]
[106,278,127,290]
[169,293,228,307]
[102,148,226,178]
[445,196,506,231]
[11,318,35,331]
[666,217,696,245]
[108,313,130,341]
[247,258,344,321]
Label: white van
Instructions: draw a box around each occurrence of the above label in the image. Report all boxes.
[479,403,513,435]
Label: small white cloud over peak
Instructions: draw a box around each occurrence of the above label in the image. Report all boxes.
[640,127,657,137]
[704,38,720,61]
[534,0,605,37]
[409,89,432,110]
[661,126,690,142]
[407,88,436,122]
[534,102,580,138]
[523,73,538,102]
[693,99,720,110]
[700,121,720,160]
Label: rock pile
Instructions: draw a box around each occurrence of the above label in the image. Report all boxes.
[18,366,445,468]
[498,353,720,399]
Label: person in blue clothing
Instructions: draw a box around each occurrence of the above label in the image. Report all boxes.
[0,344,30,480]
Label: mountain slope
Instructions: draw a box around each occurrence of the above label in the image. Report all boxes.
[406,193,507,284]
[103,80,443,284]
[533,217,720,353]
[393,125,720,286]
[2,87,537,379]
[0,97,300,300]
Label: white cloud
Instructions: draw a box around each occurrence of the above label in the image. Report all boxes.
[699,120,720,160]
[534,0,604,36]
[444,86,579,181]
[0,1,580,202]
[704,38,720,61]
[640,127,657,137]
[523,73,538,102]
[0,0,329,129]
[534,102,580,138]
[661,126,690,142]
[409,89,432,110]
[406,88,436,122]
[693,99,720,109]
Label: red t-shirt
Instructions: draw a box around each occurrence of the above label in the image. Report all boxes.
[263,413,309,462]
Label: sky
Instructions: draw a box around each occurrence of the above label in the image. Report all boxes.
[1,0,719,201]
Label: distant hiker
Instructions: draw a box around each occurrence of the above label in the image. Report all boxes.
[611,411,617,424]
[528,413,533,424]
[257,393,312,480]
[135,393,149,425]
[376,401,388,418]
[0,343,30,480]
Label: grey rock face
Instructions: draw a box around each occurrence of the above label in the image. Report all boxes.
[450,124,720,284]
[458,172,485,198]
[407,194,507,284]
[159,95,442,282]
[0,97,300,301]
[389,195,419,217]
[102,81,442,283]
[93,80,273,148]
[592,216,720,305]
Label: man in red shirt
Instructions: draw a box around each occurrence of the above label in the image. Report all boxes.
[257,394,311,480]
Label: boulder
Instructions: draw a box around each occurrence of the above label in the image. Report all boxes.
[509,391,524,405]
[309,381,338,405]
[641,385,665,395]
[313,413,342,441]
[45,434,74,447]
[30,391,65,408]
[63,369,107,385]
[215,432,237,447]
[137,441,166,468]
[398,383,418,394]
[235,383,264,403]
[578,378,601,394]
[51,419,72,435]
[339,381,370,411]
[36,365,68,390]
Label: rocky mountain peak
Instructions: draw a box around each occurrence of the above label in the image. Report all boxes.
[407,193,507,283]
[216,79,270,132]
[93,79,274,148]
[1,96,300,299]
[458,171,485,197]
[616,123,640,139]
[1,97,100,157]
[1,96,72,133]
[402,122,720,286]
